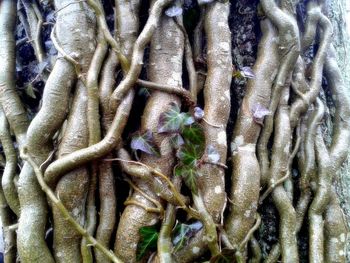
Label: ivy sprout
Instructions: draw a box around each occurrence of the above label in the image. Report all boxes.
[136,225,159,261]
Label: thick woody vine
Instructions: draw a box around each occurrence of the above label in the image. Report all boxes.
[0,0,349,263]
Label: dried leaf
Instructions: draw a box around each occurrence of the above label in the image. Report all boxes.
[45,40,57,55]
[46,12,55,23]
[34,60,49,75]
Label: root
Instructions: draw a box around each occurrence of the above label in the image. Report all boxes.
[227,18,278,252]
[289,5,332,128]
[136,79,192,102]
[52,82,89,263]
[125,178,164,217]
[258,0,300,162]
[95,48,119,263]
[86,0,129,70]
[17,1,96,261]
[114,152,193,215]
[0,107,20,216]
[81,27,108,263]
[174,16,198,102]
[44,90,134,186]
[114,3,183,261]
[309,125,330,263]
[250,237,262,263]
[21,0,46,63]
[21,148,123,263]
[324,191,348,263]
[0,0,29,147]
[157,175,182,263]
[109,0,174,112]
[0,157,16,262]
[239,214,261,251]
[175,2,232,261]
[1,0,349,262]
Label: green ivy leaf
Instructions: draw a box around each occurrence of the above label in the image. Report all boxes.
[158,102,183,133]
[158,103,194,133]
[181,123,205,146]
[172,221,203,252]
[183,170,198,194]
[175,164,198,194]
[136,225,159,261]
[176,144,203,166]
[182,113,195,126]
[169,133,185,149]
[131,130,159,156]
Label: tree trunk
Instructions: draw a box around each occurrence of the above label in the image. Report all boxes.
[0,0,349,262]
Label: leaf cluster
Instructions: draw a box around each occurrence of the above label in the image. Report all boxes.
[130,102,222,194]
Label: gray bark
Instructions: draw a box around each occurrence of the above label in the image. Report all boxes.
[328,0,350,259]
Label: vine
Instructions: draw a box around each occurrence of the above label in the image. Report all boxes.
[0,0,348,262]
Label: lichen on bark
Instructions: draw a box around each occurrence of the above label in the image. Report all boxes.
[0,0,349,262]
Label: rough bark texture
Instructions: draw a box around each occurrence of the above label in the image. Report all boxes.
[325,0,350,259]
[0,0,349,262]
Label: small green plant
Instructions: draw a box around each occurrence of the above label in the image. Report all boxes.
[131,102,221,193]
[133,103,222,260]
[136,225,159,261]
[159,103,221,193]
